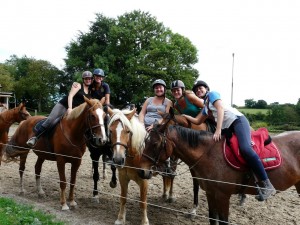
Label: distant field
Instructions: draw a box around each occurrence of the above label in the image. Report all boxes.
[238,108,269,115]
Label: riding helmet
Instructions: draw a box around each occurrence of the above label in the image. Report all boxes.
[152,79,166,89]
[93,68,105,77]
[192,80,210,93]
[170,80,185,90]
[82,71,93,78]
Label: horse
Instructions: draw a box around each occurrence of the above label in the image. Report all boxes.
[139,124,300,224]
[107,107,149,225]
[86,108,117,202]
[3,97,108,210]
[0,102,31,165]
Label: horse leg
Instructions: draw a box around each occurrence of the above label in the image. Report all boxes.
[89,148,101,202]
[115,170,129,225]
[102,154,107,179]
[35,157,45,197]
[19,153,28,195]
[68,160,81,209]
[162,176,176,203]
[295,182,300,197]
[110,164,117,188]
[187,177,200,219]
[56,159,68,210]
[206,192,230,225]
[139,179,149,225]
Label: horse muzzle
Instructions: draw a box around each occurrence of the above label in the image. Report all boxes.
[138,168,153,179]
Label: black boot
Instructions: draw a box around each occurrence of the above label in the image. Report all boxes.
[164,158,177,178]
[26,126,47,148]
[255,179,276,201]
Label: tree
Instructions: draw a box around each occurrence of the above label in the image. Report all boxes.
[255,99,268,109]
[5,56,63,112]
[0,64,15,91]
[65,10,199,107]
[244,99,256,108]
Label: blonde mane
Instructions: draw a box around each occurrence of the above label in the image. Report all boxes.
[108,109,147,153]
[66,102,87,120]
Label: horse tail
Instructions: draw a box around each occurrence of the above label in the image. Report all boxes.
[2,137,29,163]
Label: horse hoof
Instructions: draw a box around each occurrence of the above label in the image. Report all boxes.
[61,204,70,211]
[110,181,117,188]
[70,200,77,208]
[162,194,168,201]
[114,219,124,225]
[91,196,99,203]
[186,209,197,219]
[167,197,176,203]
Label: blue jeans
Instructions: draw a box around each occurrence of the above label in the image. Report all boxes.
[232,116,268,181]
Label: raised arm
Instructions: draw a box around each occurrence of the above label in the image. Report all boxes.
[67,83,81,114]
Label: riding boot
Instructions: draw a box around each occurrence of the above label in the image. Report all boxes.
[255,179,276,201]
[26,126,47,148]
[164,157,177,178]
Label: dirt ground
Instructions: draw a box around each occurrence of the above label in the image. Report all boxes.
[1,124,300,225]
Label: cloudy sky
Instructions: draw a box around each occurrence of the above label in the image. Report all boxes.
[1,0,300,106]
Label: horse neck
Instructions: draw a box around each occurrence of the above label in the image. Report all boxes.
[63,109,89,139]
[0,109,16,128]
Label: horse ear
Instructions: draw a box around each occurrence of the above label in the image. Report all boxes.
[100,97,105,105]
[125,108,137,120]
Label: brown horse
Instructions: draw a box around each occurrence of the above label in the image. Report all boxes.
[0,102,31,165]
[4,97,107,210]
[139,125,300,224]
[107,107,149,225]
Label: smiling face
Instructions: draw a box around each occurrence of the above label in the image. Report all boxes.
[194,85,207,99]
[171,87,183,100]
[153,84,165,97]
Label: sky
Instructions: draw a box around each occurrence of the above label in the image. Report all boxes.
[1,0,300,106]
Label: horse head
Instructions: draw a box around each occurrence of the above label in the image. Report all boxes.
[84,97,108,146]
[138,124,175,179]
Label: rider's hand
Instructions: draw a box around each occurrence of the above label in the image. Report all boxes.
[213,129,222,142]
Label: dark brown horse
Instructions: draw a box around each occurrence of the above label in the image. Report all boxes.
[107,107,149,225]
[139,124,300,224]
[0,103,31,165]
[4,97,107,210]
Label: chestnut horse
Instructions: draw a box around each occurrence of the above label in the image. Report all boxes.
[140,125,300,224]
[107,108,149,225]
[0,102,31,165]
[4,97,107,210]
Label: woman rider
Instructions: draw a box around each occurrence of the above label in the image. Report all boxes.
[26,71,93,147]
[183,80,276,201]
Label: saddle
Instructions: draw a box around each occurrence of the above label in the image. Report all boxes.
[223,127,282,171]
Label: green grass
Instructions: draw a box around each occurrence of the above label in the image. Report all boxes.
[238,108,269,115]
[0,197,65,225]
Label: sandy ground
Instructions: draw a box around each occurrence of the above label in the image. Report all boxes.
[1,124,300,225]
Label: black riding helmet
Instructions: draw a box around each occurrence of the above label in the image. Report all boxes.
[192,80,210,93]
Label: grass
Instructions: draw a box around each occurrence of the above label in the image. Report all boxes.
[238,108,269,115]
[0,197,65,225]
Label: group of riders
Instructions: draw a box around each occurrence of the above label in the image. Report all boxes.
[26,69,276,202]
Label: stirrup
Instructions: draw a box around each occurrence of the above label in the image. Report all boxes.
[26,137,38,148]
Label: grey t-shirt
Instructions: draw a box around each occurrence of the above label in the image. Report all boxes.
[144,97,168,127]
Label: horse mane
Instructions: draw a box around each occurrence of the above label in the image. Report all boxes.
[168,125,211,148]
[66,103,87,120]
[108,109,147,153]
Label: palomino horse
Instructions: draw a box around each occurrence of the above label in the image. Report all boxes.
[0,102,31,165]
[107,108,149,225]
[140,125,300,224]
[4,97,107,210]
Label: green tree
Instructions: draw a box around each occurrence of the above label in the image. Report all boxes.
[244,99,256,108]
[65,10,199,108]
[255,99,268,109]
[0,64,15,91]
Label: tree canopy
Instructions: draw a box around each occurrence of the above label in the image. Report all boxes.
[65,10,199,107]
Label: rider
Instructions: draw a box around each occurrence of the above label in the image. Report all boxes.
[170,80,204,117]
[26,71,93,148]
[90,68,111,106]
[183,80,276,201]
[138,79,175,177]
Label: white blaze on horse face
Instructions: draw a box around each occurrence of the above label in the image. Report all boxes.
[116,122,124,154]
[96,108,107,142]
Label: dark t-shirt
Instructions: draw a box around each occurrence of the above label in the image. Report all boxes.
[59,85,91,108]
[90,82,110,100]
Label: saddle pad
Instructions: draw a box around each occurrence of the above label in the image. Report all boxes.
[34,119,47,133]
[224,127,282,171]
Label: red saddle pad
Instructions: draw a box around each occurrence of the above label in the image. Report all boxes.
[224,127,282,171]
